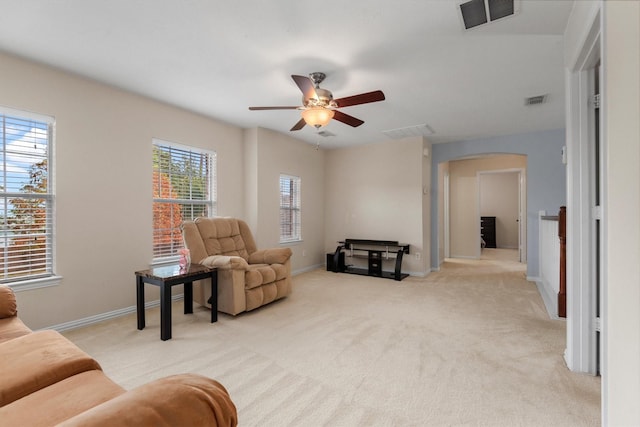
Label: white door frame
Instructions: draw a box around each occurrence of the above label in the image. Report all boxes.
[565,5,601,377]
[443,172,450,259]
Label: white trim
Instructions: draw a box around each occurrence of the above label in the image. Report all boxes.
[450,255,478,260]
[565,9,601,377]
[0,105,55,124]
[533,278,562,321]
[443,171,450,260]
[43,293,184,332]
[9,275,62,291]
[292,264,323,276]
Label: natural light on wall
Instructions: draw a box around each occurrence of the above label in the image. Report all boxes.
[279,174,301,242]
[152,139,216,261]
[0,107,56,288]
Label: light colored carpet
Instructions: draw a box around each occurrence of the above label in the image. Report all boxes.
[63,252,600,426]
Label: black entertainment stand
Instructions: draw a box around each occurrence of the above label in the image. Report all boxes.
[328,239,410,281]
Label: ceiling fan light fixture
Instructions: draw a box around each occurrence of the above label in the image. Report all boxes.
[301,107,334,128]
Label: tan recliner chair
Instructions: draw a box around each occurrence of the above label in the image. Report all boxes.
[181,217,292,315]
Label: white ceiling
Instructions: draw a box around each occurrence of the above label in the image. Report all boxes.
[0,0,574,149]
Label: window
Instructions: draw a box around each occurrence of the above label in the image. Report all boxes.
[0,107,55,285]
[152,140,216,261]
[279,174,301,242]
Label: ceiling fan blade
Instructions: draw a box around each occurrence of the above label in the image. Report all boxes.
[249,106,300,110]
[332,110,364,127]
[334,90,385,108]
[291,75,318,100]
[290,118,306,131]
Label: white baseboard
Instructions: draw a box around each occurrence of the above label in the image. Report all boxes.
[293,264,324,276]
[450,255,478,260]
[531,278,562,321]
[42,294,184,333]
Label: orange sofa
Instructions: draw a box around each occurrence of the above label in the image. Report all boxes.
[0,285,237,426]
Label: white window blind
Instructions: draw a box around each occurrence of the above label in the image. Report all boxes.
[0,109,54,284]
[152,140,216,260]
[279,174,301,242]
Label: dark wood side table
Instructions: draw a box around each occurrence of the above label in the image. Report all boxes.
[135,264,217,341]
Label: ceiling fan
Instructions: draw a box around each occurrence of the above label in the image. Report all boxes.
[249,72,385,131]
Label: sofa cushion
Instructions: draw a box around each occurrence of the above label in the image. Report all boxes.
[0,330,102,406]
[57,374,238,427]
[0,316,32,344]
[0,285,17,319]
[0,370,125,427]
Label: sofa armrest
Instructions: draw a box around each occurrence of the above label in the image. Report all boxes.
[248,247,293,265]
[200,255,249,270]
[56,374,237,427]
[0,285,18,319]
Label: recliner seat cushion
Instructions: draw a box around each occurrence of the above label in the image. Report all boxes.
[270,263,288,281]
[244,265,276,290]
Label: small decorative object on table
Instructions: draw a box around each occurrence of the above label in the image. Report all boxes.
[179,248,191,271]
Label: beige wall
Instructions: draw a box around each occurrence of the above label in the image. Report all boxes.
[324,136,429,275]
[245,127,325,273]
[0,51,327,329]
[603,1,640,424]
[448,154,526,258]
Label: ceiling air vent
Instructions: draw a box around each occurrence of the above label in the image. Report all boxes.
[459,0,516,30]
[382,124,435,140]
[525,94,547,106]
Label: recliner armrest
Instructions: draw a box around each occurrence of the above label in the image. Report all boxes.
[248,248,293,265]
[200,255,249,270]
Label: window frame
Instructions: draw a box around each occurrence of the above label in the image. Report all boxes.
[152,139,217,264]
[279,174,302,243]
[0,106,60,290]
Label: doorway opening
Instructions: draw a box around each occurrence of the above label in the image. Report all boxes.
[438,154,527,266]
[479,169,526,263]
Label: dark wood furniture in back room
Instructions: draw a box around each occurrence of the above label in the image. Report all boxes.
[136,263,217,341]
[481,216,496,248]
[329,239,410,281]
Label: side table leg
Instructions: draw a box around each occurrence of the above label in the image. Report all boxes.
[136,276,145,330]
[160,283,172,341]
[184,281,193,314]
[209,271,218,323]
